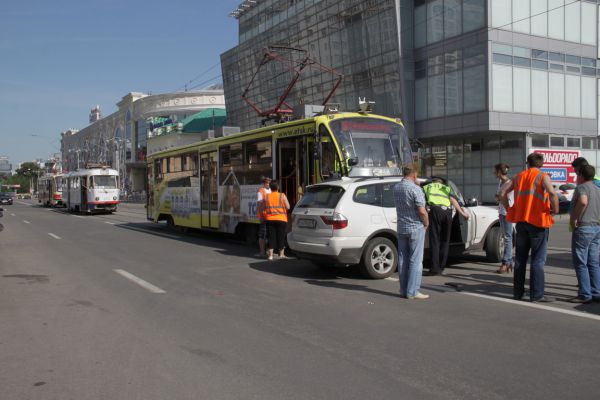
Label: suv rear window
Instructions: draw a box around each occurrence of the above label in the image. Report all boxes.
[296,185,345,209]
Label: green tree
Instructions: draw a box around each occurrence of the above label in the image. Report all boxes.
[15,162,42,193]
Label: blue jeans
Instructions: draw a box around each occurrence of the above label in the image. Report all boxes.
[514,222,549,300]
[499,214,513,264]
[571,224,600,300]
[397,226,426,297]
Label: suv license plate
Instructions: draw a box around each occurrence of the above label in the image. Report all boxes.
[297,218,316,229]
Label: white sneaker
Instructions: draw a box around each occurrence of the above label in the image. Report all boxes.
[408,292,429,300]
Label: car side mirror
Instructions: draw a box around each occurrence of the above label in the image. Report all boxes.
[347,157,359,167]
[465,198,478,207]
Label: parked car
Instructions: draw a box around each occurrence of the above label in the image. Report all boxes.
[0,192,13,205]
[287,176,502,279]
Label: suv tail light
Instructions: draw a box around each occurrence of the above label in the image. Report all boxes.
[320,212,348,230]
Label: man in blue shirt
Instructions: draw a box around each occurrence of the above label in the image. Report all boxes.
[393,165,430,300]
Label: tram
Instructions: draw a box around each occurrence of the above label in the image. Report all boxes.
[38,173,64,207]
[147,107,412,239]
[63,165,120,213]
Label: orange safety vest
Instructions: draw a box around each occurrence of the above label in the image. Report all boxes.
[257,187,269,220]
[506,168,554,228]
[264,192,288,222]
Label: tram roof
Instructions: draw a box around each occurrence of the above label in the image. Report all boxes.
[147,112,402,160]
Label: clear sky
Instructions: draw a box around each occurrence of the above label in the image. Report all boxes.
[0,0,240,168]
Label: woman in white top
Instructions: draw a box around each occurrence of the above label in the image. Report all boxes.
[495,163,514,274]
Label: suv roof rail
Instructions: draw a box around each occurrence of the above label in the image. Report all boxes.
[353,175,403,183]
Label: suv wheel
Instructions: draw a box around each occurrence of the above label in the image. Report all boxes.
[485,225,503,263]
[360,237,398,279]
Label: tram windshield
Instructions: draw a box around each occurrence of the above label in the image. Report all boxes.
[329,118,411,175]
[92,176,118,189]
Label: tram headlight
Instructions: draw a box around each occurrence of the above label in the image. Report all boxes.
[113,196,117,200]
[95,197,100,201]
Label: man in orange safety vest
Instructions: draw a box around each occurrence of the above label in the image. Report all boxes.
[500,152,559,303]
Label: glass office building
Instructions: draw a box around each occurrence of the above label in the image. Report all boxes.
[222,0,600,202]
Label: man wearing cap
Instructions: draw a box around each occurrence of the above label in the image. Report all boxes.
[256,177,272,258]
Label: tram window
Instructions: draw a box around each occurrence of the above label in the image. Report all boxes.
[167,177,191,187]
[245,140,272,184]
[220,144,244,185]
[169,156,182,172]
[155,160,163,183]
[321,141,337,179]
[94,176,117,188]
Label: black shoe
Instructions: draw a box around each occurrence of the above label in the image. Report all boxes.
[532,296,555,303]
[567,296,592,304]
[424,271,441,276]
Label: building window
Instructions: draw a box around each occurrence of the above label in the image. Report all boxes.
[582,137,596,149]
[550,136,565,147]
[531,70,548,115]
[548,0,565,40]
[513,67,531,113]
[492,0,511,28]
[416,43,486,120]
[581,76,597,119]
[581,2,597,45]
[531,0,548,37]
[512,0,530,34]
[463,0,485,32]
[531,134,549,148]
[549,73,565,116]
[492,64,513,112]
[565,74,581,117]
[565,1,581,43]
[567,137,581,148]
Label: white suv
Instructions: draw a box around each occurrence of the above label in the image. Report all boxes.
[287,176,502,279]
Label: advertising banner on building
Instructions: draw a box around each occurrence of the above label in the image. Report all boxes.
[531,149,580,183]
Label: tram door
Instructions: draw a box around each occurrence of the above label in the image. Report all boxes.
[277,139,306,207]
[200,152,219,229]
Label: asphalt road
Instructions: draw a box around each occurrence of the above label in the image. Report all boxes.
[1,201,599,400]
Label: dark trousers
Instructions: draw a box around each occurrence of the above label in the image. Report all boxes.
[428,205,453,273]
[514,222,549,300]
[267,220,287,252]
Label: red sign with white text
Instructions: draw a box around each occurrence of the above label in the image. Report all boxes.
[531,149,580,183]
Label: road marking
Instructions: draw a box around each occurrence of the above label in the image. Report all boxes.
[10,213,15,217]
[48,233,61,240]
[17,201,32,206]
[104,221,116,225]
[114,269,166,294]
[459,292,600,322]
[385,277,399,282]
[23,220,30,224]
[71,215,85,218]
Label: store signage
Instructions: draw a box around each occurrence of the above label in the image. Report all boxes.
[531,149,580,183]
[541,168,567,181]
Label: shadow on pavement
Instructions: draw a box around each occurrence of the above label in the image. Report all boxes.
[572,302,600,315]
[248,258,366,281]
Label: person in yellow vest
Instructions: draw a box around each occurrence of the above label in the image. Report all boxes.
[255,177,272,258]
[264,180,290,261]
[500,152,559,302]
[423,177,470,275]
